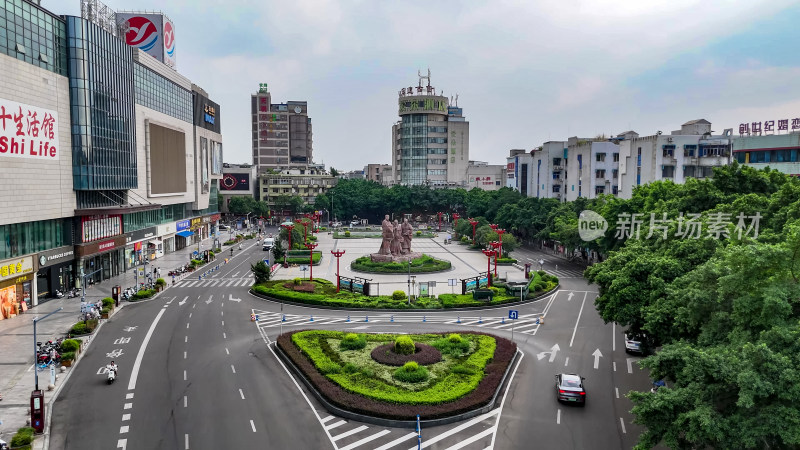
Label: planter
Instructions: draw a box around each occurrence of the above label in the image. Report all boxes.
[61,359,73,367]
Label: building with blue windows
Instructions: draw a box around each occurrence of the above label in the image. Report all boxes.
[733,133,800,177]
[0,0,223,306]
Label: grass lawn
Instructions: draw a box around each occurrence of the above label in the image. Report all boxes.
[279,330,516,419]
[350,254,451,273]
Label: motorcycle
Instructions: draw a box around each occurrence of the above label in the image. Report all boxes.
[107,368,116,384]
[54,290,64,298]
[0,435,9,450]
[67,288,79,298]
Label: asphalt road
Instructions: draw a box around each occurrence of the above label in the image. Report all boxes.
[49,233,654,450]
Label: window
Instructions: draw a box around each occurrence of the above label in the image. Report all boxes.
[595,169,606,178]
[612,185,618,195]
[553,158,562,166]
[552,185,560,192]
[612,169,618,178]
[596,153,606,162]
[595,186,605,194]
[662,165,675,178]
[613,153,619,162]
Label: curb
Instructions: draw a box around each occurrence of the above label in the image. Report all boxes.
[272,342,521,428]
[247,284,559,313]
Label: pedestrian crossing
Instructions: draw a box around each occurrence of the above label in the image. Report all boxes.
[253,310,544,336]
[316,407,499,450]
[179,278,255,288]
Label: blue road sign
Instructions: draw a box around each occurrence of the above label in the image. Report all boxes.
[263,259,270,265]
[509,310,519,320]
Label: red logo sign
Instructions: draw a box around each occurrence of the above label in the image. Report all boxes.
[124,16,159,50]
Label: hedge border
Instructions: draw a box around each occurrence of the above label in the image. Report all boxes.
[349,255,453,275]
[250,283,559,312]
[275,330,518,427]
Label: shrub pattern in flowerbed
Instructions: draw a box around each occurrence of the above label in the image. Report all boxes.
[351,254,451,274]
[370,342,442,366]
[278,329,516,420]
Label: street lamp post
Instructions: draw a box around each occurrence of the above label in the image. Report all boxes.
[482,249,497,287]
[305,242,318,281]
[331,250,346,292]
[468,218,479,242]
[490,241,502,277]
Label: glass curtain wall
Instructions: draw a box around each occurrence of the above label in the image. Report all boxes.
[0,0,67,75]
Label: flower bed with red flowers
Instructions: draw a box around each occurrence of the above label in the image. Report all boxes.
[277,330,516,420]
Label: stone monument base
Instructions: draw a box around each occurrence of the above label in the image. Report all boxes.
[370,252,423,264]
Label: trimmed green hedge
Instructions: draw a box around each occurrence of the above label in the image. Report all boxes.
[10,426,35,447]
[285,250,322,264]
[496,257,517,264]
[350,254,451,273]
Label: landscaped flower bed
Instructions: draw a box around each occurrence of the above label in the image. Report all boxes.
[351,254,451,273]
[277,330,516,420]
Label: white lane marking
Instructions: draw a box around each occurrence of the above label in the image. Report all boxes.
[221,311,224,316]
[223,332,227,339]
[128,308,166,390]
[339,429,391,450]
[231,365,236,374]
[185,433,189,449]
[225,348,229,355]
[250,420,257,432]
[184,351,187,359]
[239,388,245,399]
[325,420,347,430]
[192,303,196,309]
[488,350,525,449]
[557,409,561,424]
[125,393,134,399]
[122,414,131,421]
[569,292,587,347]
[373,432,419,450]
[117,439,127,450]
[613,361,617,372]
[185,336,188,343]
[183,370,187,381]
[186,323,190,329]
[222,320,225,326]
[189,313,192,319]
[612,322,616,352]
[120,425,129,434]
[620,417,627,434]
[615,387,620,398]
[184,396,187,407]
[627,358,635,374]
[564,357,569,366]
[124,403,132,410]
[413,406,500,450]
[445,427,495,450]
[332,425,368,441]
[320,415,335,424]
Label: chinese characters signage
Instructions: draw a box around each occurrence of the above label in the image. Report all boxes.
[176,220,190,231]
[81,215,122,243]
[738,118,800,136]
[0,256,33,282]
[0,98,59,161]
[204,104,216,124]
[398,97,448,114]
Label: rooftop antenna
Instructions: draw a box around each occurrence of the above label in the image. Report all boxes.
[454,94,459,107]
[418,68,431,88]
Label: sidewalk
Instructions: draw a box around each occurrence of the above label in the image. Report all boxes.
[0,235,231,442]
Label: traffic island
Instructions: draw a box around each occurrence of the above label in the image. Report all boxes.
[275,330,517,426]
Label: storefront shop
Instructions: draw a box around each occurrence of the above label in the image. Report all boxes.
[175,219,193,251]
[35,246,75,302]
[124,227,157,271]
[157,223,176,254]
[76,236,127,285]
[0,256,36,319]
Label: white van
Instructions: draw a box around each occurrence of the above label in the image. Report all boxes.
[262,237,274,251]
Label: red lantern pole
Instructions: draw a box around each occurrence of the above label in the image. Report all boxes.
[496,228,506,257]
[452,213,460,230]
[482,249,496,287]
[490,241,502,277]
[469,218,479,242]
[281,224,294,265]
[305,242,318,281]
[437,212,443,231]
[330,250,346,292]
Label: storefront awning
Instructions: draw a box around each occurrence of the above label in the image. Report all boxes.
[148,240,162,247]
[176,231,194,238]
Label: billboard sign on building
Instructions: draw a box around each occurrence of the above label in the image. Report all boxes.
[221,173,251,191]
[117,13,176,68]
[0,98,59,161]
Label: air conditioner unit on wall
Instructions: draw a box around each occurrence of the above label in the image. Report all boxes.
[667,137,674,143]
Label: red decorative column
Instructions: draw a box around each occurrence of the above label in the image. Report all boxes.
[330,250,346,292]
[281,224,294,265]
[482,249,497,287]
[490,241,502,277]
[469,218,479,242]
[305,242,318,281]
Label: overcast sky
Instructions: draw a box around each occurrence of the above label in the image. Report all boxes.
[55,0,800,171]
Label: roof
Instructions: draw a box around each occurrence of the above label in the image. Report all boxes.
[617,130,636,136]
[682,119,711,126]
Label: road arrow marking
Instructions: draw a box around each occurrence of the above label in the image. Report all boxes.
[178,296,187,306]
[567,291,574,301]
[229,294,241,303]
[592,349,603,369]
[627,357,635,374]
[205,295,213,305]
[537,343,560,362]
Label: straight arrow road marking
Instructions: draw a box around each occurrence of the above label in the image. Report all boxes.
[567,291,574,301]
[592,349,602,369]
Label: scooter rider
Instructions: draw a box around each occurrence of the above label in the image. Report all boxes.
[107,360,118,376]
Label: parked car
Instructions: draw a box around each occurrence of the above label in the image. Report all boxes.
[624,332,653,355]
[350,220,360,227]
[555,373,586,405]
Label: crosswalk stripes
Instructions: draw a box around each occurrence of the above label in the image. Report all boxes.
[310,408,498,450]
[177,278,255,288]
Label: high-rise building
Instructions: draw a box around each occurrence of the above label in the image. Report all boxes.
[251,83,313,173]
[391,71,469,186]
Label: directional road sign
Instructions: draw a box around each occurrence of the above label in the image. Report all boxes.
[509,310,519,320]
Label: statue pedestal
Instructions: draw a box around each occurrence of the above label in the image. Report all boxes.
[370,252,423,264]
